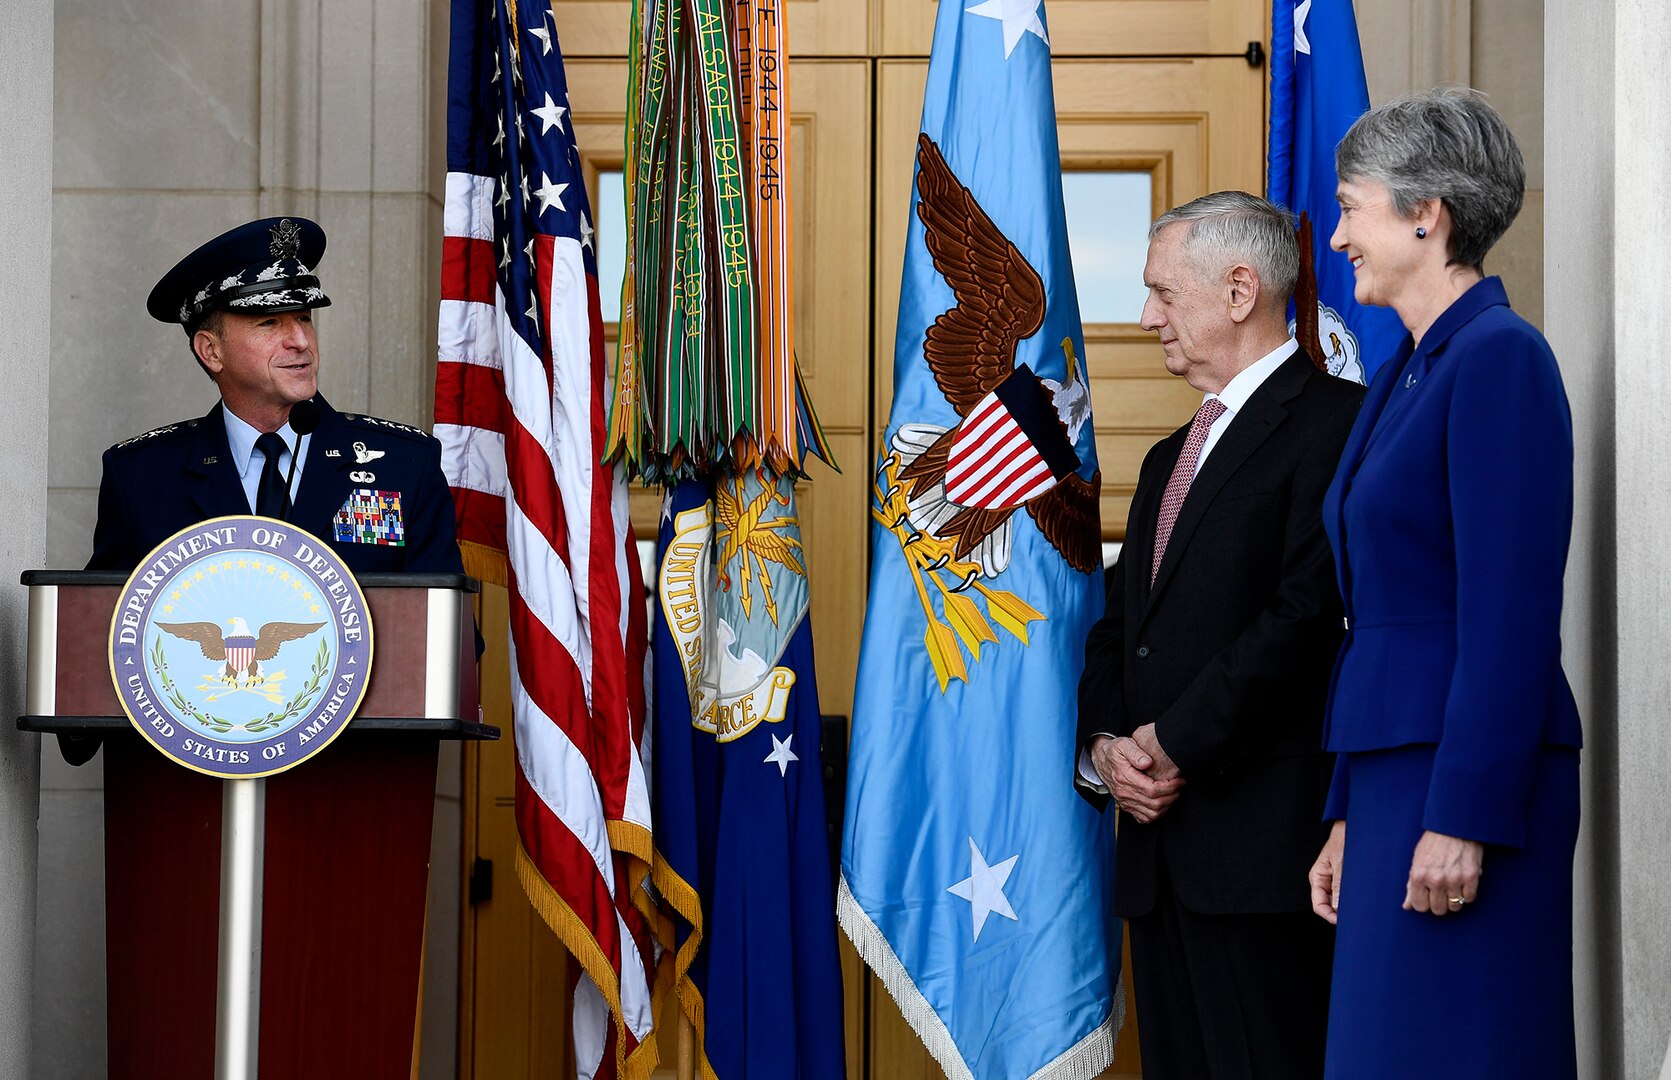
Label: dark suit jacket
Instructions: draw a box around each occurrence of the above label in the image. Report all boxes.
[87,395,464,576]
[1321,277,1580,848]
[1076,349,1363,917]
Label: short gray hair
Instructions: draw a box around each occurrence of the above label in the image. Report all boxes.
[1335,87,1524,269]
[1149,191,1299,307]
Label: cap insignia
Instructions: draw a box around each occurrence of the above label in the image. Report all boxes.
[269,219,303,260]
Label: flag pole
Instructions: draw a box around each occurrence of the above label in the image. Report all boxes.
[677,1014,695,1080]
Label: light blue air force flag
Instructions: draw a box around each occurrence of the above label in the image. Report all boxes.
[1268,0,1405,383]
[837,2,1121,1077]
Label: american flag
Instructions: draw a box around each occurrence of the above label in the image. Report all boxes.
[433,0,656,1075]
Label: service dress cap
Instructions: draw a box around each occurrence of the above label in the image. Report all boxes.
[147,217,332,331]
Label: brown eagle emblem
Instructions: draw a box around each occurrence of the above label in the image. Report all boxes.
[892,133,1101,575]
[157,616,325,684]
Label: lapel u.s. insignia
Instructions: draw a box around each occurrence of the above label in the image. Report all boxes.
[333,488,406,546]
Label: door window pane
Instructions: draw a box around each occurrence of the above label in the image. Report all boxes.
[596,170,626,324]
[1062,170,1152,324]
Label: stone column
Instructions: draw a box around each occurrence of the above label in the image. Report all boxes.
[1548,0,1671,1076]
[0,2,51,1073]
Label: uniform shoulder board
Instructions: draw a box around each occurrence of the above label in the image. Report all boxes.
[341,413,431,440]
[113,418,198,450]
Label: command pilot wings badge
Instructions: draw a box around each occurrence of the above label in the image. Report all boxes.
[875,134,1102,690]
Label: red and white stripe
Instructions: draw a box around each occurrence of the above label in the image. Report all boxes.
[435,170,655,1069]
[945,394,1059,509]
[224,643,255,674]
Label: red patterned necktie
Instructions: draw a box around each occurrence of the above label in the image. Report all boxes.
[1151,397,1227,586]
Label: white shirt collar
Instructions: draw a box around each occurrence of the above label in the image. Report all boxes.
[1205,338,1297,415]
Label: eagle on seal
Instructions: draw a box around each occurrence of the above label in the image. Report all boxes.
[157,616,326,684]
[892,133,1101,576]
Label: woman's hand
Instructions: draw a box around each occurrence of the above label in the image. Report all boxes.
[1404,830,1484,916]
[1309,820,1346,924]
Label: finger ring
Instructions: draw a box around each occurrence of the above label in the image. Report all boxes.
[1447,896,1465,906]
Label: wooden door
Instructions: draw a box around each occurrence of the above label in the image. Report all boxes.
[457,3,1266,1077]
[457,53,875,1080]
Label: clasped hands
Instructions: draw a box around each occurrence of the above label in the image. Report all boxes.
[1089,725,1184,824]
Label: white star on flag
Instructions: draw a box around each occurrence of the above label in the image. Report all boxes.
[533,172,569,216]
[764,733,799,777]
[531,92,568,135]
[947,837,1020,942]
[966,0,1049,59]
[527,22,553,56]
[579,212,595,250]
[1294,0,1313,55]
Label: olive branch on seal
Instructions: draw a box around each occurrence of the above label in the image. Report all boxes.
[152,636,232,733]
[246,640,331,734]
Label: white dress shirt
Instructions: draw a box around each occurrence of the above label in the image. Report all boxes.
[1192,338,1296,478]
[1076,339,1298,789]
[223,406,310,514]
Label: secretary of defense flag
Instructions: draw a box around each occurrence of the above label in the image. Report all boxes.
[838,1,1122,1077]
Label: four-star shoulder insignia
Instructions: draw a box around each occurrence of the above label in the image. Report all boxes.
[115,420,195,449]
[342,414,428,439]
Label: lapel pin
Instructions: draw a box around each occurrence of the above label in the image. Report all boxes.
[353,441,386,465]
[350,470,376,484]
[1405,373,1418,389]
[326,449,342,458]
[202,455,218,465]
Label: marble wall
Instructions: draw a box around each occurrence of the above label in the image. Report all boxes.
[0,4,52,1073]
[1357,0,1545,329]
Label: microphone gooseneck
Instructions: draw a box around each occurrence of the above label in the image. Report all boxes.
[280,398,321,520]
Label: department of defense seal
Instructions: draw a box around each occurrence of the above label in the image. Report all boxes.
[107,515,375,779]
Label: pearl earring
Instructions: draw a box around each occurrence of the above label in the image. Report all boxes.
[1415,227,1427,239]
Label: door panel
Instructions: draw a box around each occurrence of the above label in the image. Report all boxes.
[874,0,1266,57]
[463,10,1265,1077]
[553,0,869,58]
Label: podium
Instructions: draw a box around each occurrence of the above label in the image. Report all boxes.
[19,571,496,1079]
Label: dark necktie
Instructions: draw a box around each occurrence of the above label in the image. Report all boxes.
[1150,397,1227,585]
[255,431,293,519]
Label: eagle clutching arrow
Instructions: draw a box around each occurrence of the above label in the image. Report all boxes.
[891,133,1101,576]
[157,616,326,684]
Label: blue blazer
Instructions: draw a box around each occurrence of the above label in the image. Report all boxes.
[1321,278,1581,848]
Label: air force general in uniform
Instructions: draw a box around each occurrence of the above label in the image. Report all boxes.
[67,217,465,764]
[87,216,464,577]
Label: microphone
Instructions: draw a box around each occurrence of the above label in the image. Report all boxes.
[281,398,320,519]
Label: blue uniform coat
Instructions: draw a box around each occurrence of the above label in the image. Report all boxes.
[88,396,464,576]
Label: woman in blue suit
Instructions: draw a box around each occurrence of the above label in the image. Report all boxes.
[1306,89,1581,1078]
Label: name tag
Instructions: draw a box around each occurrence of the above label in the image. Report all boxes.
[334,488,406,546]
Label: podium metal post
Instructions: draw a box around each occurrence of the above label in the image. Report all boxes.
[215,777,266,1080]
